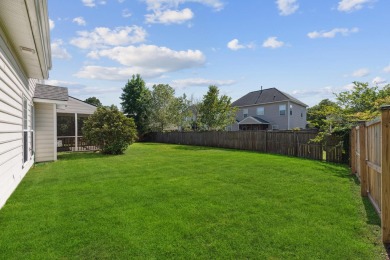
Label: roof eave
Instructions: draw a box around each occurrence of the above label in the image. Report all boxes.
[26,0,52,79]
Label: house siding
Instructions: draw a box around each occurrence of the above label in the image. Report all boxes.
[0,33,37,208]
[289,103,307,129]
[234,101,307,130]
[35,103,55,162]
[57,97,96,115]
[236,102,289,130]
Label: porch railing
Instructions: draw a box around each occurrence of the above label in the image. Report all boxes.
[57,136,99,152]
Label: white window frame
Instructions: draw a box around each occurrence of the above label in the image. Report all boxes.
[279,104,286,116]
[243,108,248,118]
[23,97,28,164]
[257,106,264,116]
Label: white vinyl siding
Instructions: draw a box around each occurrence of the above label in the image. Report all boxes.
[0,33,38,208]
[57,97,96,114]
[35,103,55,162]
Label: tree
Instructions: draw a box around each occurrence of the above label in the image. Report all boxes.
[171,94,191,131]
[149,84,177,131]
[199,85,237,130]
[120,74,151,134]
[335,81,390,121]
[83,105,137,154]
[307,99,341,130]
[84,96,102,107]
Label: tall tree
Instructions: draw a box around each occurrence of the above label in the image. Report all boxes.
[171,94,191,131]
[199,85,237,131]
[120,74,151,134]
[149,84,177,131]
[84,96,102,107]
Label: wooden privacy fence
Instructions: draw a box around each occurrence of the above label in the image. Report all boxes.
[148,130,344,163]
[351,106,390,243]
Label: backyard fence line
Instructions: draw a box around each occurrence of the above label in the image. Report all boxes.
[146,130,345,163]
[351,105,390,243]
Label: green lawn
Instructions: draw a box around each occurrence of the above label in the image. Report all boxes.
[0,143,385,259]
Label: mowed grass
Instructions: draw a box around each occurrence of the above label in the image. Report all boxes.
[0,143,385,259]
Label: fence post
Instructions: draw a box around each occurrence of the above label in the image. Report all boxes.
[381,105,390,243]
[359,124,367,197]
[350,128,356,174]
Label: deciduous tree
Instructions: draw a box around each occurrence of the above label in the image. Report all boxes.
[84,96,102,107]
[120,74,151,134]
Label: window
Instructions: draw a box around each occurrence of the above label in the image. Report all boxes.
[290,105,293,116]
[23,98,28,163]
[279,104,286,116]
[272,125,279,130]
[30,105,34,156]
[243,108,248,118]
[301,110,303,117]
[257,107,264,116]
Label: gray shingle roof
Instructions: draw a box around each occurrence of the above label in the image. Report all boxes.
[232,87,307,107]
[34,84,68,101]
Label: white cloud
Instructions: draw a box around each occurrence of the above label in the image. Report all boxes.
[337,0,374,12]
[372,76,387,85]
[70,26,147,49]
[77,44,206,80]
[307,27,359,39]
[73,17,86,26]
[51,39,72,60]
[49,19,55,30]
[82,0,96,7]
[122,9,132,18]
[351,68,370,77]
[143,0,223,24]
[262,37,285,49]
[118,0,125,3]
[45,79,119,97]
[75,66,163,80]
[144,0,224,11]
[145,8,194,24]
[383,65,390,73]
[227,39,255,51]
[227,39,244,51]
[276,0,299,16]
[171,78,236,89]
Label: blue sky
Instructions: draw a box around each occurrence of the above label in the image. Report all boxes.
[47,0,390,107]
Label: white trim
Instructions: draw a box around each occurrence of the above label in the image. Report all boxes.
[75,113,78,152]
[53,103,57,160]
[236,100,307,108]
[239,116,269,125]
[33,98,67,105]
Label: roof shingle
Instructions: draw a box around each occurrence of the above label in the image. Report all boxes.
[232,87,307,107]
[34,84,68,101]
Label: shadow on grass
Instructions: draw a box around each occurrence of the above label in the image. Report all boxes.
[57,152,107,161]
[362,196,381,226]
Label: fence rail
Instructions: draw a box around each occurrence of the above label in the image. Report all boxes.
[351,106,390,243]
[147,130,344,163]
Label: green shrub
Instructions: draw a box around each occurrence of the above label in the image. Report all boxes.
[83,105,137,154]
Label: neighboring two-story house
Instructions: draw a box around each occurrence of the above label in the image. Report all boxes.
[230,88,308,131]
